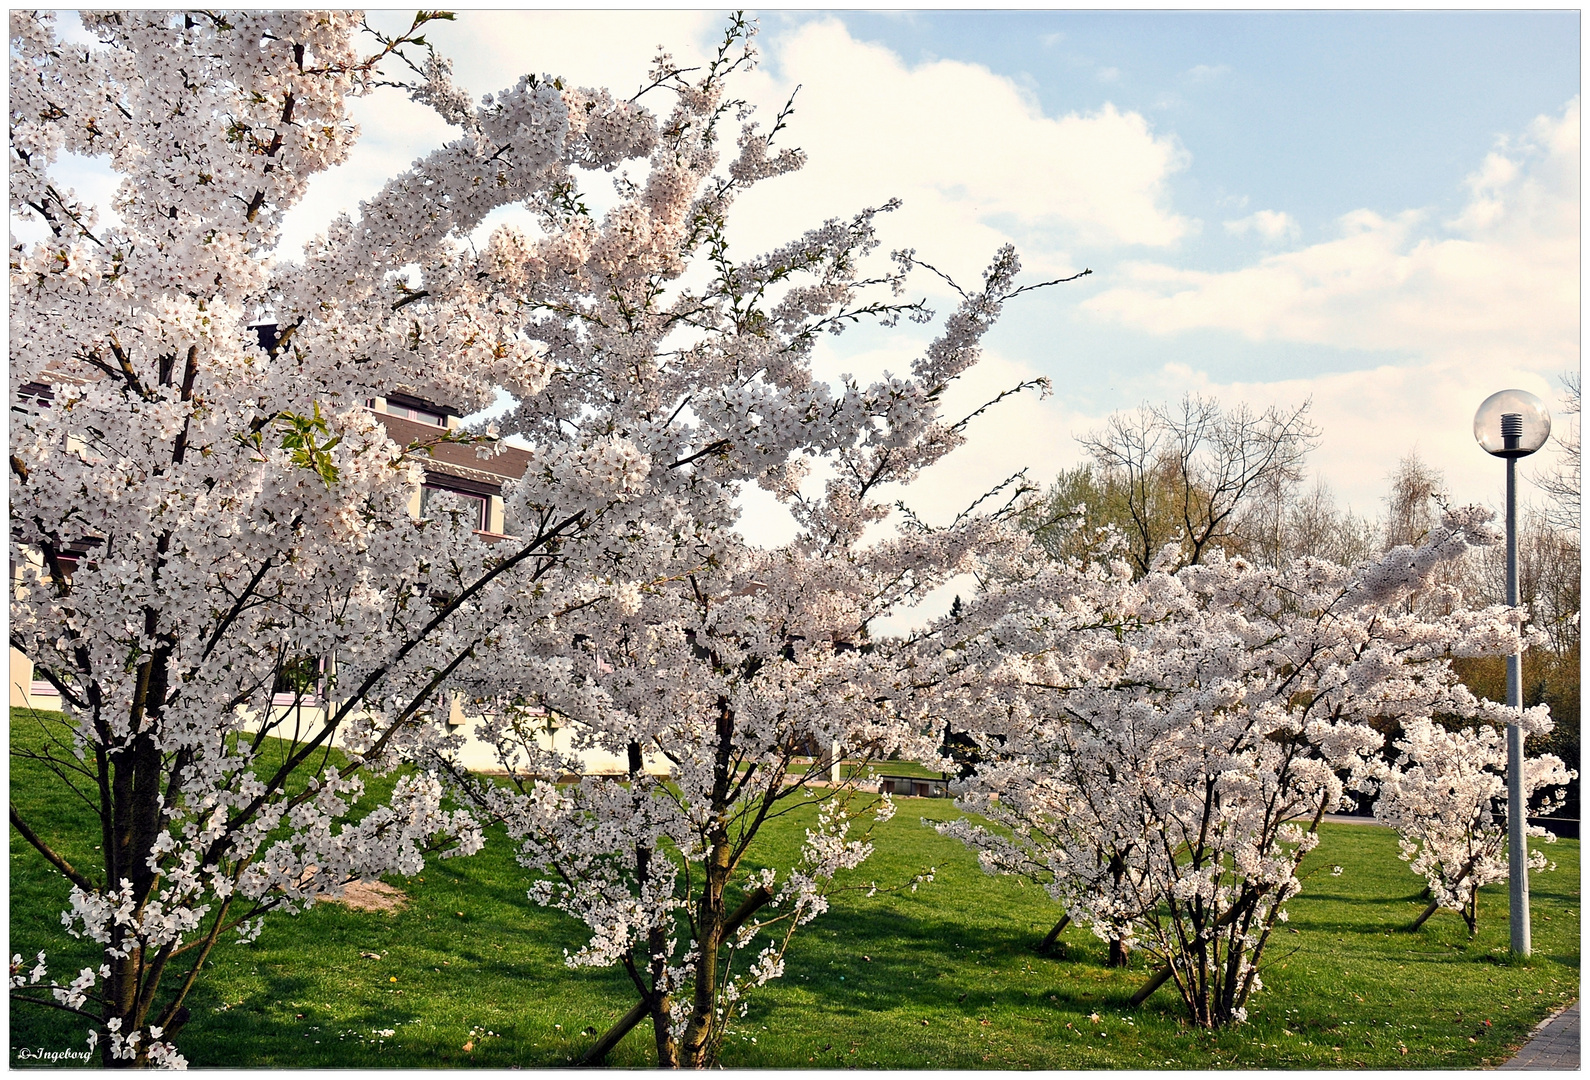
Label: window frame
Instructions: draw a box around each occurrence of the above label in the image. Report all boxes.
[420,481,491,532]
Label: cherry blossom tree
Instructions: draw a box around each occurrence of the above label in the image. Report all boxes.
[419,26,1064,1052]
[1376,717,1572,936]
[4,9,712,1066]
[8,11,551,1066]
[10,9,1068,1067]
[931,506,1542,1028]
[451,537,953,1068]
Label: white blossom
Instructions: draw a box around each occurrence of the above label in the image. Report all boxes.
[1376,716,1573,934]
[932,507,1546,1028]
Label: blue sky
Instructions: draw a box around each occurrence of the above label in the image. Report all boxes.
[31,10,1581,538]
[779,10,1581,515]
[341,9,1580,531]
[830,10,1577,229]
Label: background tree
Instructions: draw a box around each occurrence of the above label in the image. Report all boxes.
[1029,395,1317,577]
[1533,371,1580,534]
[1519,371,1581,814]
[1381,450,1448,550]
[1452,499,1581,821]
[932,505,1537,1029]
[1022,461,1135,568]
[1279,476,1379,568]
[1027,402,1580,831]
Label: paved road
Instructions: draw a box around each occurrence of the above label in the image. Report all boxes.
[1499,1001,1579,1070]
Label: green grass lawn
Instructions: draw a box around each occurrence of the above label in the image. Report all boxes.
[842,759,951,781]
[10,710,1579,1068]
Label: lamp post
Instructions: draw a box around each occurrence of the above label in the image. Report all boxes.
[1472,388,1551,958]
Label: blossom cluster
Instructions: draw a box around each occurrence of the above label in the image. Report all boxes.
[10,11,1053,1068]
[928,509,1561,1027]
[1377,717,1571,932]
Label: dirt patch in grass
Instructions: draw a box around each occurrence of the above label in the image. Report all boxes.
[320,879,408,913]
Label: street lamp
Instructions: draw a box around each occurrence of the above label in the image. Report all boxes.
[1473,388,1551,958]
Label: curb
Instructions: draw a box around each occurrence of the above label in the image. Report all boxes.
[1498,1000,1580,1071]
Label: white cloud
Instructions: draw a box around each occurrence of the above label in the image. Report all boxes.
[1077,100,1579,515]
[1186,64,1231,82]
[389,10,726,107]
[715,17,1193,291]
[1097,66,1122,84]
[1223,209,1300,243]
[1082,100,1578,371]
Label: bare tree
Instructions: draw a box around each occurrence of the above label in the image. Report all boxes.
[1534,371,1580,534]
[1471,504,1582,658]
[1072,404,1175,575]
[1075,395,1318,576]
[1382,451,1446,550]
[1022,460,1161,569]
[1164,396,1318,567]
[1283,476,1379,568]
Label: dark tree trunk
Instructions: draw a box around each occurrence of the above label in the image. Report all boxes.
[676,700,736,1068]
[677,840,729,1067]
[650,992,678,1068]
[580,999,651,1066]
[1129,963,1174,1007]
[1407,898,1441,932]
[1106,936,1131,968]
[1037,915,1070,954]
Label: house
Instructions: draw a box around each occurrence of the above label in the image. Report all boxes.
[9,327,656,776]
[369,390,527,539]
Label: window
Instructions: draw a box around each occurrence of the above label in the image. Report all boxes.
[421,483,489,531]
[271,655,323,705]
[13,381,54,416]
[385,402,447,426]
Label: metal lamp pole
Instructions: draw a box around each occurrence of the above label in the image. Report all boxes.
[1473,389,1551,959]
[1502,435,1531,959]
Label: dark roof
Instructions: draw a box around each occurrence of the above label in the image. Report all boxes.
[384,390,461,419]
[374,412,531,490]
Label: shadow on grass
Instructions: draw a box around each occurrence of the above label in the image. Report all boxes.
[1289,888,1430,907]
[11,766,1576,1070]
[766,899,1176,1019]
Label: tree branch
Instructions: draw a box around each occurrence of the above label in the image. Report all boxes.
[9,804,94,890]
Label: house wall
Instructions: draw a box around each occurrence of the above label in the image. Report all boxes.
[233,697,665,776]
[7,664,664,776]
[9,646,39,710]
